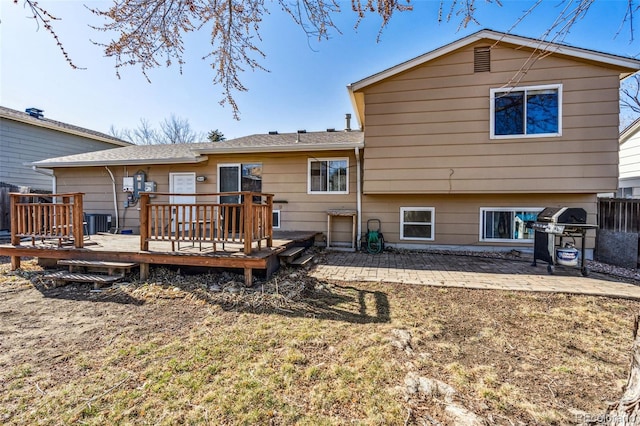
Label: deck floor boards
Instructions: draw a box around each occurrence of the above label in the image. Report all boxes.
[0,231,320,282]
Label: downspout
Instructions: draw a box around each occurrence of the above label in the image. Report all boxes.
[105,167,120,233]
[355,146,362,251]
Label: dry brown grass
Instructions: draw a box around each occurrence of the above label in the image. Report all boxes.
[0,258,638,425]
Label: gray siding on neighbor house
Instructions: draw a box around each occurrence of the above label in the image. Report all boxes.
[0,118,120,191]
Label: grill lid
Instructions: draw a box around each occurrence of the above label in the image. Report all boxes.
[536,207,587,224]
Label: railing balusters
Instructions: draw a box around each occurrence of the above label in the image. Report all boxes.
[133,192,272,254]
[9,193,84,247]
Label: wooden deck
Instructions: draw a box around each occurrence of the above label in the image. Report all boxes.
[0,231,319,286]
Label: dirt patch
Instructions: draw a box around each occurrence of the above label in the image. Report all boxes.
[1,257,639,424]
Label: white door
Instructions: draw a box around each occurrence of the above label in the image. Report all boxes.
[169,172,196,232]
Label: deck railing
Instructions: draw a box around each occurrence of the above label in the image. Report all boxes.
[10,192,84,248]
[139,192,274,254]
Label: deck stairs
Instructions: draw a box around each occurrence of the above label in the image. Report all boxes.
[278,246,314,267]
[44,260,138,289]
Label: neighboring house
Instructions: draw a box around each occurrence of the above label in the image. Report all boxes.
[0,106,130,192]
[619,118,640,198]
[30,29,640,255]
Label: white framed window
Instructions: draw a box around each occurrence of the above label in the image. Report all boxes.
[617,187,633,199]
[272,210,281,229]
[308,158,348,194]
[479,208,543,242]
[400,207,435,241]
[490,84,562,139]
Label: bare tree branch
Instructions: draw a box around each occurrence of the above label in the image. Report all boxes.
[14,0,84,69]
[622,74,640,114]
[111,116,203,144]
[12,0,640,121]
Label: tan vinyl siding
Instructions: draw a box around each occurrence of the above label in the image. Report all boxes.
[359,41,623,195]
[53,150,357,241]
[362,193,596,248]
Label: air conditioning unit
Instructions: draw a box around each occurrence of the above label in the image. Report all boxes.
[86,214,112,234]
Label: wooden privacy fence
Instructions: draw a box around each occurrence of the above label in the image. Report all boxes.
[10,192,84,247]
[598,198,640,233]
[139,192,274,254]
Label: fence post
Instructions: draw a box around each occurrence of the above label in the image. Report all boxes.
[140,193,149,251]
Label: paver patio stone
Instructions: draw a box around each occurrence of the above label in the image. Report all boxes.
[309,251,640,300]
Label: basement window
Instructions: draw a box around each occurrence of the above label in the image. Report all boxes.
[480,208,542,242]
[273,210,281,229]
[400,207,435,241]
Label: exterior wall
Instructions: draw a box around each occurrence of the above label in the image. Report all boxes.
[0,118,122,191]
[360,40,623,195]
[620,130,640,197]
[361,193,597,249]
[53,150,358,242]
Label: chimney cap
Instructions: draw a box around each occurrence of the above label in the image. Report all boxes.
[26,107,44,119]
[297,130,306,134]
[268,131,278,135]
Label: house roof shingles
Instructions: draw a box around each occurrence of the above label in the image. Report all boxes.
[31,131,364,168]
[0,106,131,147]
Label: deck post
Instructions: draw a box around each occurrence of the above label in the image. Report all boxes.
[140,263,149,281]
[10,194,20,245]
[140,193,149,251]
[244,267,253,287]
[73,193,84,248]
[10,256,20,270]
[243,192,252,254]
[266,194,273,248]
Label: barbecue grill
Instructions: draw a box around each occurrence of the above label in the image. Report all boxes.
[530,207,597,276]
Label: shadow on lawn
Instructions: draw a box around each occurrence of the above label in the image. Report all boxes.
[191,279,391,324]
[32,280,145,305]
[23,266,388,322]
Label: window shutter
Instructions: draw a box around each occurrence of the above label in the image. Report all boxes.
[474,47,491,72]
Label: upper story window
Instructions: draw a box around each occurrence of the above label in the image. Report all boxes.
[308,158,348,194]
[490,84,562,139]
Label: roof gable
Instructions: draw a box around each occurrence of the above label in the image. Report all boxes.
[350,29,640,92]
[348,29,640,129]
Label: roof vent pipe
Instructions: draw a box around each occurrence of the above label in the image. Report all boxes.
[345,113,351,132]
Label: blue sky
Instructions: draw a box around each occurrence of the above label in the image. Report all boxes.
[1,0,638,140]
